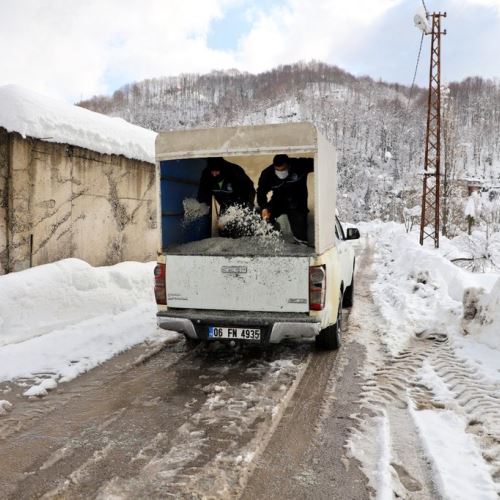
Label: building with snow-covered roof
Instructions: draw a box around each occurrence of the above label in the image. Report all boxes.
[0,85,158,274]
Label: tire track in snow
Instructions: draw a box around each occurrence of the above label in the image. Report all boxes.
[426,341,500,487]
[354,334,500,498]
[347,240,500,498]
[346,241,440,499]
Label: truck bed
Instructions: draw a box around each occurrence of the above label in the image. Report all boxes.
[167,236,316,257]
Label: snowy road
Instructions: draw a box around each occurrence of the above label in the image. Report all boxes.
[0,267,370,499]
[1,233,499,499]
[0,338,312,498]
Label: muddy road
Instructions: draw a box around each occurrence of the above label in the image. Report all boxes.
[0,256,371,499]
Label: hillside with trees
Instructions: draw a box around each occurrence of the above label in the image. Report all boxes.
[79,62,500,236]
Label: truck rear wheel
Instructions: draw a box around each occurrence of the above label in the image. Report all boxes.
[315,293,342,350]
[343,276,354,308]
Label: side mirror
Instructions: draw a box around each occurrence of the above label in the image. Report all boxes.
[346,227,360,240]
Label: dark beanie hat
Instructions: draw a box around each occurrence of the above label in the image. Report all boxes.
[273,154,289,167]
[207,157,224,170]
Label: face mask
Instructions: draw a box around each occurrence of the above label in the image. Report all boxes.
[275,169,289,180]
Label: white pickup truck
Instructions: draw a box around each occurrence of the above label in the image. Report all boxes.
[154,123,359,349]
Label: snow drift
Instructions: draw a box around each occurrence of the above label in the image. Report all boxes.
[0,258,155,346]
[0,258,174,398]
[462,279,500,352]
[360,222,500,379]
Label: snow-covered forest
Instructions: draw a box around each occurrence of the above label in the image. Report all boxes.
[79,61,500,257]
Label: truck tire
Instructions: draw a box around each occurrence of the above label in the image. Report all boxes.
[343,262,355,308]
[343,276,354,308]
[315,293,342,350]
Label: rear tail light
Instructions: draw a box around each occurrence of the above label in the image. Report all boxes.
[310,265,326,311]
[154,263,167,305]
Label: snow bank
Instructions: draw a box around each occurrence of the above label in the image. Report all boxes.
[363,222,498,301]
[350,224,500,499]
[0,302,169,394]
[359,222,500,377]
[462,279,500,351]
[0,258,175,397]
[0,258,155,346]
[0,85,156,163]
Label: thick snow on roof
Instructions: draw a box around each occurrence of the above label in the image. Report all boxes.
[0,85,156,163]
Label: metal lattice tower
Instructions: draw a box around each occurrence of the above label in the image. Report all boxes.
[419,12,446,247]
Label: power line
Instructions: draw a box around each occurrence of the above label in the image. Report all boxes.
[421,0,429,15]
[406,31,425,111]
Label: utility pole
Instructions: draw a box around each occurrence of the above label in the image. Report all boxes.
[418,11,446,247]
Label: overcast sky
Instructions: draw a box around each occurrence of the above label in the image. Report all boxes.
[1,0,499,103]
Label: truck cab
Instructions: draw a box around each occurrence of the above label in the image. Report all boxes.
[154,122,359,349]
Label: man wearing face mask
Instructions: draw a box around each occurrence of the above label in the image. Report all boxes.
[257,154,314,244]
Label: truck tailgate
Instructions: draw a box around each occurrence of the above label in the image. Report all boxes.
[166,255,310,313]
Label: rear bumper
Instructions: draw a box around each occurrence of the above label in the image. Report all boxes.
[157,309,321,344]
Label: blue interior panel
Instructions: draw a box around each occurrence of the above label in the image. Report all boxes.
[160,159,211,250]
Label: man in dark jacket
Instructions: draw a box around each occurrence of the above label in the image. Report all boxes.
[257,154,314,244]
[197,157,255,214]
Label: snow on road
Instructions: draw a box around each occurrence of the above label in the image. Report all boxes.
[349,410,392,500]
[410,404,498,499]
[0,258,312,498]
[1,224,499,498]
[93,349,310,499]
[0,259,174,400]
[348,223,500,499]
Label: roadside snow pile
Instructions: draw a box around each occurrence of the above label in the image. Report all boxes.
[0,85,156,163]
[0,258,154,346]
[459,279,500,381]
[348,223,500,500]
[358,222,500,371]
[462,279,500,351]
[0,259,174,397]
[0,400,12,415]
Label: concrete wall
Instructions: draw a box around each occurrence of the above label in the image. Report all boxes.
[0,129,8,274]
[2,131,158,274]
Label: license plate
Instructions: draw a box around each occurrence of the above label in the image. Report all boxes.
[208,326,261,341]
